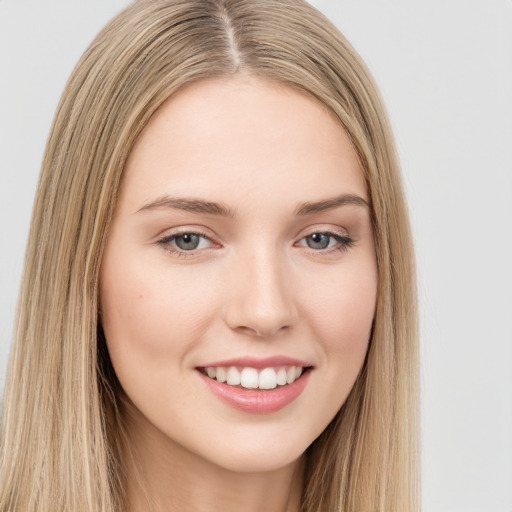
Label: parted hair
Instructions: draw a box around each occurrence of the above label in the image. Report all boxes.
[0,1,420,510]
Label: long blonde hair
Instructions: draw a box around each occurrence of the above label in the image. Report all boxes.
[0,1,420,510]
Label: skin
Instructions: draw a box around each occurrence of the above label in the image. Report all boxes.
[100,74,378,512]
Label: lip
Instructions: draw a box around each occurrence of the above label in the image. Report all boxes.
[197,366,312,414]
[199,356,312,369]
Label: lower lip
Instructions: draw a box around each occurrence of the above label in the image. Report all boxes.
[198,370,311,414]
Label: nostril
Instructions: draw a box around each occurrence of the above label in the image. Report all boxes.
[235,323,291,338]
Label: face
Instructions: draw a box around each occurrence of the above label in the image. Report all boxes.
[100,75,377,473]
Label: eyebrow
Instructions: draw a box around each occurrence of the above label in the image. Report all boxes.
[137,196,235,217]
[136,193,369,217]
[294,194,369,216]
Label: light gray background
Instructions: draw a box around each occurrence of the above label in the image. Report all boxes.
[1,1,511,511]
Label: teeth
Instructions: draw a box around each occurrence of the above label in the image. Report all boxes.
[276,367,287,386]
[227,366,241,386]
[286,367,296,384]
[216,367,227,383]
[259,368,277,389]
[204,365,306,390]
[240,367,258,389]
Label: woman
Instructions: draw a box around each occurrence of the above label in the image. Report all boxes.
[0,0,420,511]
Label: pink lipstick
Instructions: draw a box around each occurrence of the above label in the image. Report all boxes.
[196,356,312,413]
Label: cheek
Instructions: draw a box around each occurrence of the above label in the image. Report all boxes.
[300,259,377,426]
[288,261,377,443]
[305,264,377,356]
[99,252,219,371]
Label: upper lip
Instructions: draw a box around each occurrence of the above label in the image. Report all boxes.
[198,356,313,369]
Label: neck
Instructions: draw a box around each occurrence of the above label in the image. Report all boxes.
[122,405,305,512]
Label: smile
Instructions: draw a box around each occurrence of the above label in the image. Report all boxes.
[197,358,313,413]
[200,365,306,390]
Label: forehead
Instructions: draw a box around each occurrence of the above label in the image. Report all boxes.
[119,75,367,213]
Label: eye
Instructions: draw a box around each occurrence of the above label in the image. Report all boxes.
[298,232,354,251]
[157,231,213,253]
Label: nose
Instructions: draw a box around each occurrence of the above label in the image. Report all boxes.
[224,247,297,338]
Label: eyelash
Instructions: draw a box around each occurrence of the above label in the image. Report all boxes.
[156,230,354,256]
[298,232,355,254]
[156,229,213,257]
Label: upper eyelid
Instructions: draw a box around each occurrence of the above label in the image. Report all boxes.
[158,231,214,245]
[157,232,353,254]
[297,224,351,239]
[156,226,351,241]
[156,231,217,257]
[300,231,351,240]
[157,226,215,240]
[296,232,354,246]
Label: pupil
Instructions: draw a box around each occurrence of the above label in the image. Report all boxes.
[176,233,200,250]
[307,233,329,249]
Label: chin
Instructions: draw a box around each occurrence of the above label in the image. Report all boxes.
[209,447,304,474]
[194,427,314,474]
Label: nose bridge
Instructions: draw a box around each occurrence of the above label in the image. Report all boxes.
[225,242,296,337]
